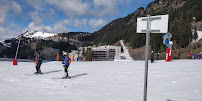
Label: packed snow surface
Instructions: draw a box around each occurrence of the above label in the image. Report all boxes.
[0,60,202,101]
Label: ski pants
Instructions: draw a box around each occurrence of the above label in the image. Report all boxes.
[151,58,154,63]
[64,66,69,77]
[36,63,42,73]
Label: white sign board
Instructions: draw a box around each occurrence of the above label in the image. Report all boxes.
[137,14,169,33]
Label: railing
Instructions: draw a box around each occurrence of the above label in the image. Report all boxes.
[0,58,59,63]
[0,58,34,62]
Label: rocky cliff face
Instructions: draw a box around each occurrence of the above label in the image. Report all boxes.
[0,42,7,53]
[146,0,185,14]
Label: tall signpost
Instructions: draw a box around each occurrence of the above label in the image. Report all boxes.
[137,14,169,101]
[13,19,24,65]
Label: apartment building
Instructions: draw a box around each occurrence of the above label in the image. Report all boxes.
[91,45,121,61]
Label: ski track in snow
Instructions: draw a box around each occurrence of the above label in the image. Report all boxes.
[0,60,202,101]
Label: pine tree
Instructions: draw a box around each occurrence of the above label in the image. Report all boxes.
[84,48,92,61]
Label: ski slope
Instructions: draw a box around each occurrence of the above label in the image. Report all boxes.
[120,40,133,60]
[0,60,202,101]
[196,31,202,42]
[192,30,202,43]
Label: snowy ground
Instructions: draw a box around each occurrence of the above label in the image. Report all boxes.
[0,60,202,101]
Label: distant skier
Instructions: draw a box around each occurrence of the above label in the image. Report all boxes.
[189,52,193,59]
[62,54,71,79]
[199,52,201,59]
[156,52,160,60]
[200,52,202,59]
[150,51,154,63]
[201,52,202,59]
[35,52,43,74]
[194,54,197,59]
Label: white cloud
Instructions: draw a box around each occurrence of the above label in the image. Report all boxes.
[55,18,88,28]
[89,19,106,30]
[46,0,90,17]
[0,9,7,25]
[0,27,19,40]
[29,11,43,26]
[45,0,126,18]
[93,0,118,16]
[28,21,71,33]
[25,0,44,10]
[11,1,22,15]
[68,18,88,28]
[92,0,127,17]
[26,0,128,33]
[28,17,89,33]
[52,22,71,33]
[0,0,22,25]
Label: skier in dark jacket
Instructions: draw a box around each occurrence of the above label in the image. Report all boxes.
[150,51,154,63]
[156,52,160,60]
[35,52,43,74]
[62,54,71,79]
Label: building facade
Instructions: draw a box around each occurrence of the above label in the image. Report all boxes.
[92,46,121,61]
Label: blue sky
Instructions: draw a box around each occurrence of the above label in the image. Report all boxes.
[0,0,154,40]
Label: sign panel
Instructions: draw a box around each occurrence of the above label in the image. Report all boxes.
[137,14,169,33]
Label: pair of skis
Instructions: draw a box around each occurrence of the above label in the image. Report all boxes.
[25,73,71,79]
[25,73,43,76]
[52,77,71,79]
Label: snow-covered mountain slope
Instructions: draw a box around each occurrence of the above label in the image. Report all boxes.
[0,60,202,101]
[0,40,12,48]
[120,40,133,61]
[192,30,202,43]
[22,31,56,39]
[196,30,202,42]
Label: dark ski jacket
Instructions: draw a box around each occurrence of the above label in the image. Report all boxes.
[150,53,154,59]
[36,54,42,64]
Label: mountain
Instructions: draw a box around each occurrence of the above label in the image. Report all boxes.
[22,31,57,39]
[80,0,202,59]
[0,31,89,59]
[1,0,202,60]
